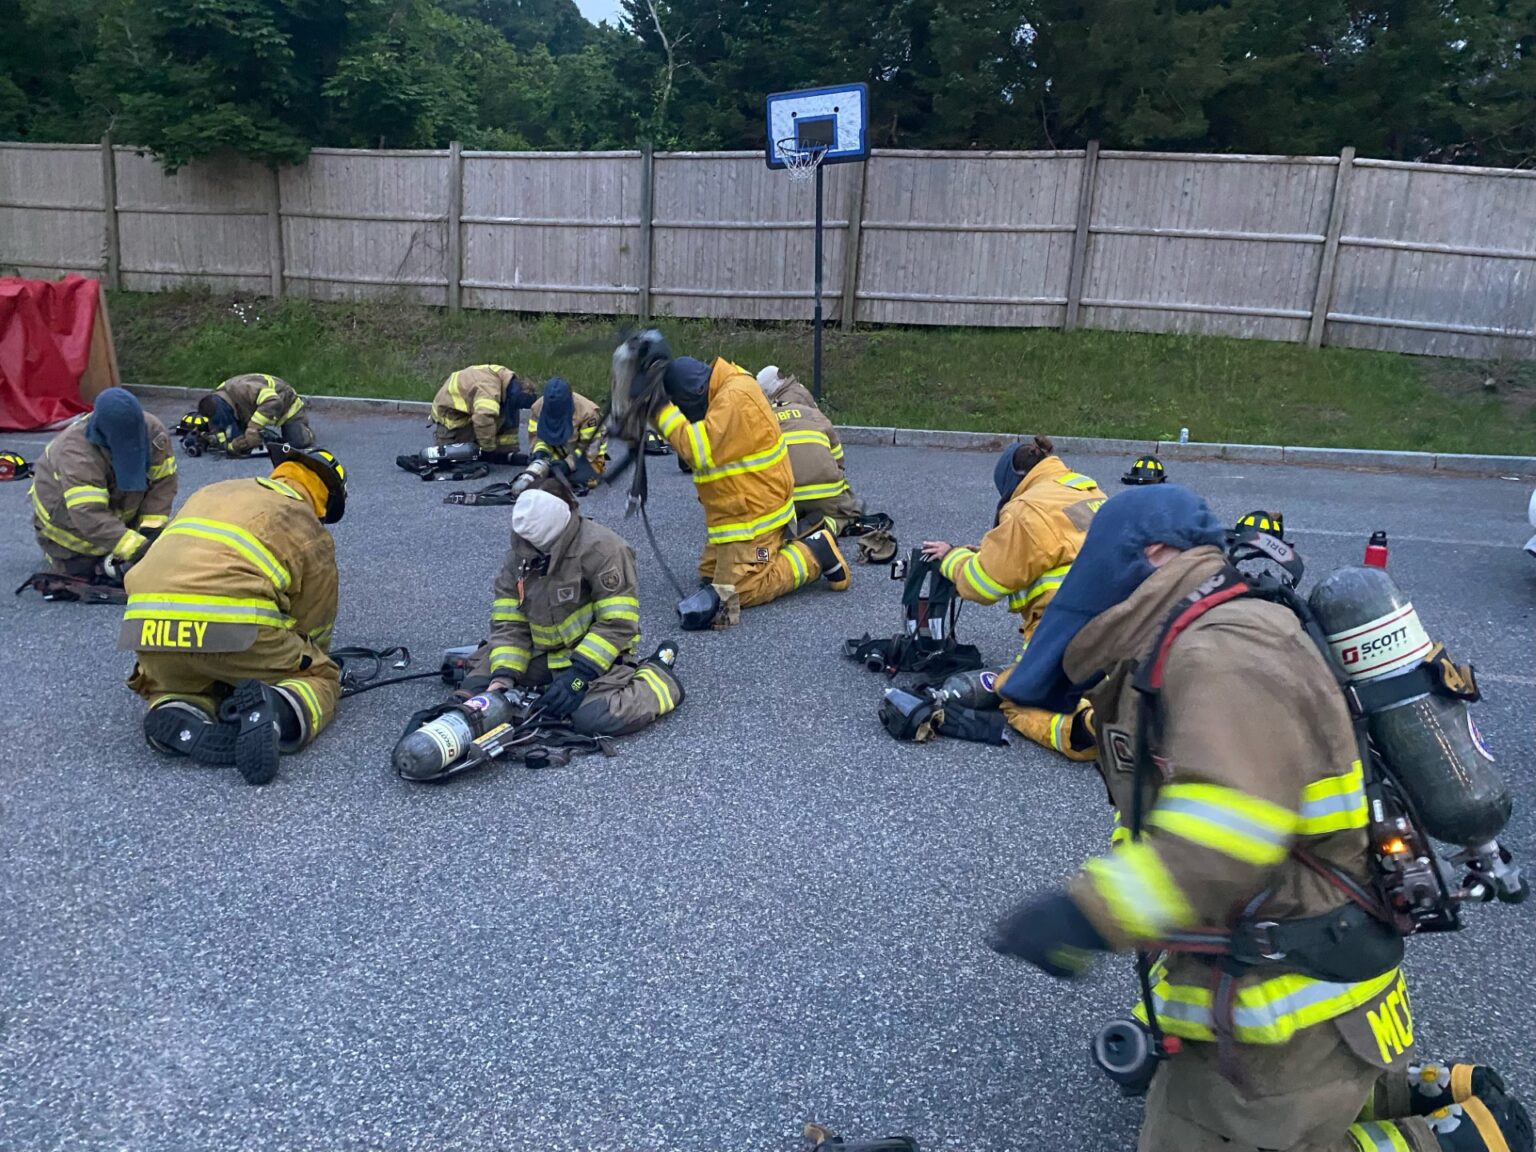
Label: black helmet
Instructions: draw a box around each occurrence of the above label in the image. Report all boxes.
[1235,509,1286,540]
[268,443,348,524]
[0,450,31,481]
[1121,455,1167,486]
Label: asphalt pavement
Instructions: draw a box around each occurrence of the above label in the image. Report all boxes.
[2,407,1533,1152]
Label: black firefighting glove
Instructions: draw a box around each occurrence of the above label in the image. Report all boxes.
[988,888,1108,980]
[536,660,597,719]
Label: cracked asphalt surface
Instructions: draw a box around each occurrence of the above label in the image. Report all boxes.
[2,406,1533,1152]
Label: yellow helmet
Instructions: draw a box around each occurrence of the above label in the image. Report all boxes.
[267,443,348,523]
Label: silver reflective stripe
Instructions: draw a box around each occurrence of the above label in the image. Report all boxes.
[1149,993,1213,1028]
[1094,852,1182,934]
[126,599,287,625]
[1350,1122,1402,1152]
[1230,978,1361,1031]
[1152,795,1291,851]
[1298,788,1366,822]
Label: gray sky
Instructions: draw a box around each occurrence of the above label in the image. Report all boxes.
[574,0,624,25]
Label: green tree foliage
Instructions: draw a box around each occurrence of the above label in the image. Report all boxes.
[0,0,1531,170]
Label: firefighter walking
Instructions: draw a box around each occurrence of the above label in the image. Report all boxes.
[120,445,347,786]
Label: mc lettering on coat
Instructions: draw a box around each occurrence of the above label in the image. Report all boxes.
[1367,975,1415,1063]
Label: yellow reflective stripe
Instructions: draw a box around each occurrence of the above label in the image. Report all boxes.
[656,404,687,437]
[526,418,539,436]
[125,593,294,628]
[830,443,845,461]
[447,375,467,412]
[547,651,573,670]
[692,439,784,484]
[1109,810,1131,848]
[687,422,712,470]
[1048,712,1068,751]
[940,548,1009,603]
[111,528,147,559]
[1056,472,1100,491]
[64,484,110,508]
[1022,564,1072,604]
[792,479,850,501]
[489,645,530,673]
[162,518,292,593]
[1298,760,1369,835]
[1082,842,1195,939]
[783,540,811,587]
[279,394,304,423]
[249,409,274,428]
[491,598,527,623]
[278,677,323,729]
[30,484,106,554]
[1138,966,1402,1046]
[574,631,621,670]
[635,666,677,714]
[529,604,596,647]
[780,429,832,450]
[577,425,597,443]
[307,623,333,649]
[136,514,170,531]
[473,397,501,414]
[594,595,639,622]
[1148,782,1296,867]
[147,457,177,480]
[705,498,796,545]
[1347,1122,1413,1152]
[255,478,305,503]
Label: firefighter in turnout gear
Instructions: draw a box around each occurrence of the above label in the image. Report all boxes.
[755,365,863,533]
[642,351,851,630]
[430,364,535,456]
[120,445,347,786]
[987,485,1530,1152]
[198,374,315,456]
[920,436,1105,758]
[526,377,607,486]
[29,388,177,578]
[463,484,683,736]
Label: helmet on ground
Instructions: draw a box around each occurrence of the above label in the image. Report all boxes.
[1121,456,1167,486]
[1235,509,1286,540]
[0,450,31,481]
[268,442,348,524]
[176,412,211,436]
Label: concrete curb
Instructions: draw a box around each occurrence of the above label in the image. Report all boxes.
[127,386,1536,478]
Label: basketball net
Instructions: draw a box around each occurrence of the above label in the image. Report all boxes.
[778,137,827,184]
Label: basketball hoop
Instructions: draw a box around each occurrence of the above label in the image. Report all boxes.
[778,137,827,184]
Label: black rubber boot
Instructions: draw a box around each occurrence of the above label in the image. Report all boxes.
[936,705,1011,746]
[801,529,851,590]
[218,680,283,786]
[1412,1063,1512,1116]
[1431,1085,1533,1152]
[641,639,679,669]
[143,701,239,765]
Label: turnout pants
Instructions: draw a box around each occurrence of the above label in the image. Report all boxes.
[697,528,824,609]
[1139,1027,1438,1152]
[127,626,340,750]
[280,413,316,448]
[432,423,519,452]
[501,653,682,738]
[991,661,1097,762]
[797,488,864,535]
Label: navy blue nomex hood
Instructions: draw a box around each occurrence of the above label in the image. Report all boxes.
[998,484,1227,714]
[85,387,150,492]
[536,378,574,447]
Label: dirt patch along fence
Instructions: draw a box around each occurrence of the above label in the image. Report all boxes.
[3,138,1534,361]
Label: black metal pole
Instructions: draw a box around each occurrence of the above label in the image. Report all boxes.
[813,161,824,401]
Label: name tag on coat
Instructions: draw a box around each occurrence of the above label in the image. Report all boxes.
[118,618,259,652]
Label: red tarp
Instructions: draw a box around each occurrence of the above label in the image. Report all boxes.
[0,275,102,432]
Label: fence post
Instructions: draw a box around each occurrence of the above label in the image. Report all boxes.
[637,141,655,322]
[446,140,463,312]
[266,166,284,298]
[1308,145,1355,349]
[840,159,868,332]
[1063,140,1100,331]
[99,133,120,291]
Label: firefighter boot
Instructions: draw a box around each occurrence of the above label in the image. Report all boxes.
[1412,1064,1511,1116]
[1428,1085,1533,1152]
[143,700,239,765]
[936,705,1010,746]
[1003,698,1098,762]
[801,529,851,591]
[218,679,298,786]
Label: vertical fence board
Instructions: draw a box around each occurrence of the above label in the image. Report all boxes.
[0,144,107,277]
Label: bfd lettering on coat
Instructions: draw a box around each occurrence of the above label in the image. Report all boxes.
[139,619,210,649]
[775,409,802,422]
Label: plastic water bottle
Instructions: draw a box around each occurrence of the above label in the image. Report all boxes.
[1178,427,1189,444]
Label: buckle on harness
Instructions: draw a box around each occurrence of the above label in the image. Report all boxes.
[1231,920,1287,964]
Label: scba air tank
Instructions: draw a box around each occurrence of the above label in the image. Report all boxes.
[392,691,518,781]
[1308,566,1511,847]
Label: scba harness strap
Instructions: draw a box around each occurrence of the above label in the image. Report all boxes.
[15,571,127,604]
[844,549,983,677]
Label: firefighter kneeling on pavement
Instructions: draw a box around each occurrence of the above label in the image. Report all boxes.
[29,387,177,580]
[120,445,347,787]
[614,331,851,631]
[986,484,1530,1152]
[526,377,607,489]
[919,435,1105,758]
[430,363,535,458]
[459,483,682,735]
[198,373,315,456]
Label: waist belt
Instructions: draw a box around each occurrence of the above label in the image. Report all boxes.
[1156,901,1404,984]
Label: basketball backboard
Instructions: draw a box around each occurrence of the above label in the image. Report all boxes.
[764,83,869,169]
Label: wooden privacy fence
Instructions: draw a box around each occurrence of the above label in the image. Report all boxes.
[3,138,1534,360]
